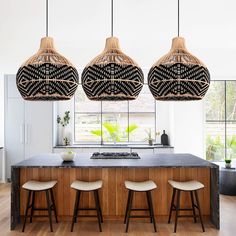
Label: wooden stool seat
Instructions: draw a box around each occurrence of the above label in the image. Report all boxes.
[71,180,103,232]
[125,180,157,192]
[71,180,102,191]
[168,179,205,233]
[22,180,57,191]
[22,180,58,232]
[124,180,157,233]
[168,180,204,191]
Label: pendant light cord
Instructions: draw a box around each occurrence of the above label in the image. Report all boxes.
[178,0,180,37]
[111,0,114,37]
[46,0,49,36]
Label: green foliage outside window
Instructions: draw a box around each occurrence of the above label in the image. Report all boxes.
[91,122,138,143]
[206,135,236,161]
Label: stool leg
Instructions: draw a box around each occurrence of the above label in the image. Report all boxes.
[94,190,102,232]
[71,190,80,232]
[45,190,53,232]
[174,190,181,233]
[50,188,58,223]
[74,191,81,223]
[30,191,35,223]
[147,191,157,232]
[194,190,205,232]
[95,190,103,223]
[124,190,131,224]
[168,188,176,223]
[190,191,197,223]
[22,190,32,232]
[125,190,134,233]
[146,191,152,223]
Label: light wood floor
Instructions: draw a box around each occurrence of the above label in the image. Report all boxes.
[0,183,235,236]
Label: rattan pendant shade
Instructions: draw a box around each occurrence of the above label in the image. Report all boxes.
[16,0,78,101]
[81,37,144,101]
[148,37,210,101]
[16,37,79,100]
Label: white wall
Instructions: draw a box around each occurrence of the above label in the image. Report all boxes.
[0,74,4,147]
[170,101,204,158]
[1,0,236,75]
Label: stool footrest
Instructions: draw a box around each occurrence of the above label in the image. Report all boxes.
[76,215,98,218]
[31,206,54,211]
[78,208,96,211]
[24,215,53,218]
[130,208,149,211]
[173,208,196,211]
[178,215,200,218]
[130,215,152,218]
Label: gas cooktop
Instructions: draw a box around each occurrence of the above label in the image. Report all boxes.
[90,152,140,159]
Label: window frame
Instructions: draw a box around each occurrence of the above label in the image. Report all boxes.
[73,82,157,145]
[205,80,236,160]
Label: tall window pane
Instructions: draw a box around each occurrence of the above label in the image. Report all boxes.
[226,81,236,159]
[75,113,101,143]
[205,81,236,161]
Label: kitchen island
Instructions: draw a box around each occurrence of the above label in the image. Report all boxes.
[11,153,219,230]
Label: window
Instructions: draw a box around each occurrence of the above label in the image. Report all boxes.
[205,81,236,161]
[74,83,157,144]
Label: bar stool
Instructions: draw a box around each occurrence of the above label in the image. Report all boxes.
[168,180,205,233]
[124,180,157,233]
[22,180,58,232]
[70,180,103,232]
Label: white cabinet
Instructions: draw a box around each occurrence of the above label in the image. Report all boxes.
[131,148,154,154]
[0,148,5,183]
[154,148,174,154]
[4,75,53,179]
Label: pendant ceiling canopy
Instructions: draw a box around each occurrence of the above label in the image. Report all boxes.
[16,0,78,101]
[148,0,210,101]
[81,0,144,101]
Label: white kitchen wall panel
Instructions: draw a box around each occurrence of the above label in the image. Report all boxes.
[4,75,53,179]
[0,148,5,183]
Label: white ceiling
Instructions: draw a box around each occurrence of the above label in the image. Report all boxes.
[0,0,236,78]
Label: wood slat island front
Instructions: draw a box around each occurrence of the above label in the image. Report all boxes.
[11,154,219,230]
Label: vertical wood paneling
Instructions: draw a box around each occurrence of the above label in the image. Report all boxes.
[20,167,211,217]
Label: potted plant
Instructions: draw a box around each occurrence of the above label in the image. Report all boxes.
[225,159,232,169]
[145,129,154,146]
[57,111,71,145]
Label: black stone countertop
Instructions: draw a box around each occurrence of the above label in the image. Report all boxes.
[12,153,218,169]
[54,144,174,149]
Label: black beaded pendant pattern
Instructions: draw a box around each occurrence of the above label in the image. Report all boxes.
[82,63,144,101]
[148,37,210,101]
[81,37,144,101]
[148,63,210,101]
[16,63,79,101]
[16,37,79,101]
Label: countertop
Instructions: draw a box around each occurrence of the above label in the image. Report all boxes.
[12,153,217,168]
[54,144,174,149]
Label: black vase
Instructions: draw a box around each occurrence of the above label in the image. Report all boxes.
[161,130,169,146]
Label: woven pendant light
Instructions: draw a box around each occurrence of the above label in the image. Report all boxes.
[81,0,144,101]
[16,0,78,101]
[148,0,210,101]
